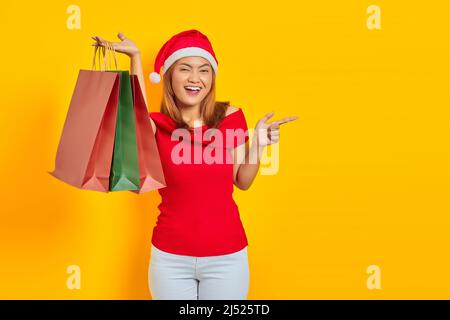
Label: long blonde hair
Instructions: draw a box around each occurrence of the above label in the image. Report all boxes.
[160,63,230,129]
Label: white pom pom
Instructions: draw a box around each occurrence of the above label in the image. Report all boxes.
[150,72,161,84]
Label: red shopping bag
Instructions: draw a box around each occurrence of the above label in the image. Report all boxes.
[130,75,166,193]
[49,45,122,191]
[49,69,120,191]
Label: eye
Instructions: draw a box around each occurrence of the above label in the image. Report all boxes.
[201,70,209,73]
[180,68,188,71]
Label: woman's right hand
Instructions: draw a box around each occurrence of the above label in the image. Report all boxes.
[91,32,140,57]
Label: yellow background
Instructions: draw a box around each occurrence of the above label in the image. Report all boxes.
[1,0,449,299]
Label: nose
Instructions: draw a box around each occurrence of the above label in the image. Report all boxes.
[188,69,201,83]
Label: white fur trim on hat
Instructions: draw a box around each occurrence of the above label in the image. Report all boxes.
[162,47,218,76]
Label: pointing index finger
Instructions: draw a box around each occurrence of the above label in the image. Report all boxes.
[271,116,299,126]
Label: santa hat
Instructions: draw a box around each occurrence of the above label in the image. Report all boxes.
[149,29,219,84]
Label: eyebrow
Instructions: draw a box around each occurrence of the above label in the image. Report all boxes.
[179,63,210,68]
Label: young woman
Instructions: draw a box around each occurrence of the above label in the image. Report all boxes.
[92,30,298,300]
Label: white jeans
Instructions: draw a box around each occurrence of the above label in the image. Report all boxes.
[148,244,250,300]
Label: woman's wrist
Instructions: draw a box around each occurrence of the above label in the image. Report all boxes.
[250,136,265,163]
[130,50,141,59]
[252,135,265,151]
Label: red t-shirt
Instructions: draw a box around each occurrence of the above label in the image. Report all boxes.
[148,108,250,257]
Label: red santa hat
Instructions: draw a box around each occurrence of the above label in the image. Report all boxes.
[149,29,219,84]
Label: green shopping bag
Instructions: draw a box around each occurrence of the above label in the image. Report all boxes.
[108,70,140,191]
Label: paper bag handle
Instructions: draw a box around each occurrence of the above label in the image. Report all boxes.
[91,41,118,71]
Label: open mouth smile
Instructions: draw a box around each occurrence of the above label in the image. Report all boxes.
[184,86,202,96]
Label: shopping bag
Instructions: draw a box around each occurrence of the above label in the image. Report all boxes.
[129,74,166,193]
[108,70,141,191]
[49,45,121,192]
[50,42,166,193]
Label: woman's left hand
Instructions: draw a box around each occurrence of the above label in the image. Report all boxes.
[91,32,140,57]
[254,112,299,147]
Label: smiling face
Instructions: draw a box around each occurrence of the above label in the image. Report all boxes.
[170,56,213,109]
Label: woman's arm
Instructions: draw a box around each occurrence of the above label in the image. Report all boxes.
[130,53,157,133]
[232,137,265,190]
[130,53,147,107]
[232,112,299,190]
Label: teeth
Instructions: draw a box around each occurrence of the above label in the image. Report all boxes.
[185,86,201,91]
